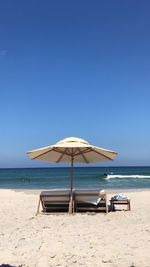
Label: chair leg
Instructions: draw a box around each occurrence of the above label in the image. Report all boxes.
[69,194,73,214]
[128,200,131,211]
[72,200,74,213]
[69,192,75,214]
[69,200,72,214]
[106,196,108,213]
[106,204,108,214]
[36,197,41,216]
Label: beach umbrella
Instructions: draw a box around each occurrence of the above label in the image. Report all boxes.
[27,137,117,192]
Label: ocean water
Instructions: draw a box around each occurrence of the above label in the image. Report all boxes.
[0,167,150,190]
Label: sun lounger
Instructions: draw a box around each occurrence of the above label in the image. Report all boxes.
[74,189,108,213]
[36,190,72,215]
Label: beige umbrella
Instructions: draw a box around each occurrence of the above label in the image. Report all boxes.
[27,137,117,192]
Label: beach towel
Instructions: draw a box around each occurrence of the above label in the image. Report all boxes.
[111,193,128,201]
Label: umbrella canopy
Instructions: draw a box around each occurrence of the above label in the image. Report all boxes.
[27,137,117,191]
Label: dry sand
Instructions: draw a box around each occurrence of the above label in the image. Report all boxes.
[0,189,150,267]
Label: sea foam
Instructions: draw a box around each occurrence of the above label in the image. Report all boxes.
[105,174,150,180]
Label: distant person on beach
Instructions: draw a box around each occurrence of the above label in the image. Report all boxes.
[103,173,108,178]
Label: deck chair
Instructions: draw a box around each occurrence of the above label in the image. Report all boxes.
[36,189,72,215]
[74,189,108,213]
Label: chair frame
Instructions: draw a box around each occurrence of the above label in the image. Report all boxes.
[36,190,72,215]
[74,191,108,213]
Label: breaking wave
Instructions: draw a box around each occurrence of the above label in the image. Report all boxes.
[105,175,150,180]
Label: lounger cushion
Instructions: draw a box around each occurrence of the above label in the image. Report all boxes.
[75,189,105,205]
[40,189,70,212]
[40,190,70,202]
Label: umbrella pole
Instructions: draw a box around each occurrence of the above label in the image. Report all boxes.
[70,156,74,193]
[69,156,74,214]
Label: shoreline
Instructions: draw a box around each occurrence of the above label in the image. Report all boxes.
[1,187,150,195]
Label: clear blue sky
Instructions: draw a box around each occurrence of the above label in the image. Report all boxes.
[0,0,150,167]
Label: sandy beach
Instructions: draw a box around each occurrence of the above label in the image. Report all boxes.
[0,189,150,267]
